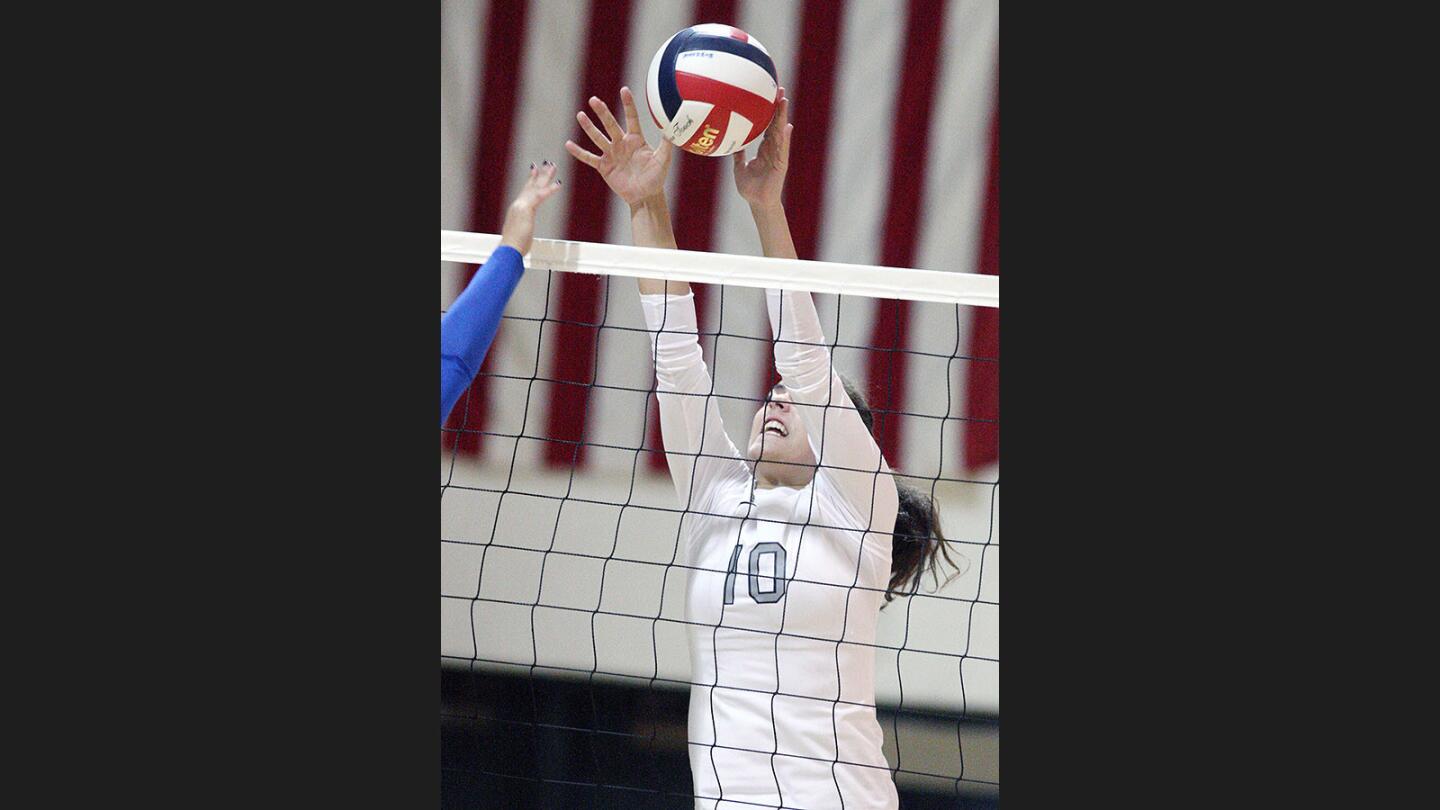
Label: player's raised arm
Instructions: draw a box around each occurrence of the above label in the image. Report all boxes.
[568,87,747,506]
[566,87,684,290]
[440,162,561,426]
[735,91,897,527]
[734,89,797,260]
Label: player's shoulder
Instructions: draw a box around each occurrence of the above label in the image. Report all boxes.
[816,470,898,523]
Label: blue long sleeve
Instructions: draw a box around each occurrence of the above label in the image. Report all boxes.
[441,246,525,426]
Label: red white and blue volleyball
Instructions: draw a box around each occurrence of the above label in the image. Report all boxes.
[646,24,780,157]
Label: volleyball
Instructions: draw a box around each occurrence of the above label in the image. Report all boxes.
[645,23,780,157]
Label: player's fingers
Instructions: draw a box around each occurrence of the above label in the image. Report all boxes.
[773,94,789,132]
[656,136,674,169]
[758,125,779,159]
[780,123,794,163]
[541,160,559,182]
[732,150,746,171]
[577,111,611,152]
[565,139,601,168]
[620,86,642,133]
[590,96,625,141]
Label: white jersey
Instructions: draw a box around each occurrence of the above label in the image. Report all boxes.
[641,290,901,810]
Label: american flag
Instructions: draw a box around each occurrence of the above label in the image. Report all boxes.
[441,0,998,484]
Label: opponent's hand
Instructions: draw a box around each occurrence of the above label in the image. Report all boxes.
[732,88,792,209]
[499,161,562,255]
[566,86,674,207]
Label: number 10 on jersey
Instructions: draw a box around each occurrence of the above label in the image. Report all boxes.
[723,542,788,605]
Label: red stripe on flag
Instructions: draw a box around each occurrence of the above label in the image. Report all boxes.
[645,0,736,473]
[674,72,777,144]
[758,0,845,404]
[442,0,530,458]
[544,0,635,468]
[864,0,947,471]
[965,93,999,472]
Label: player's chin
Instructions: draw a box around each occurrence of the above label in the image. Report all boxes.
[746,437,766,461]
[748,436,777,461]
[749,436,797,463]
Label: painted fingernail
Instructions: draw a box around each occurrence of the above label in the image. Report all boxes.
[530,162,535,170]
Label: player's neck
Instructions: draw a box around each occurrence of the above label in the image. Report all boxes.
[751,460,813,490]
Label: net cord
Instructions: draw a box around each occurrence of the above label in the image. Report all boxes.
[441,230,1000,309]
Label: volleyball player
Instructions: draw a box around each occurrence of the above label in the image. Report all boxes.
[566,88,956,810]
[441,161,562,425]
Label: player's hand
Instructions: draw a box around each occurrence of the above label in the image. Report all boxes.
[732,88,792,210]
[566,86,674,207]
[499,161,562,255]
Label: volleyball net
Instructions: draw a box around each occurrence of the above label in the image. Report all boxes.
[440,231,999,804]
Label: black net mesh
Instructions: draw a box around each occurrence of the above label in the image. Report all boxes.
[441,264,998,809]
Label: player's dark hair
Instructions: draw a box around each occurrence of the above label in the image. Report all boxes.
[838,374,963,604]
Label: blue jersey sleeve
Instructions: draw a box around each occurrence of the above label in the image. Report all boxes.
[440,246,525,426]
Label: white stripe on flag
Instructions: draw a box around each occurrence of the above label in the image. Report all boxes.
[817,0,907,269]
[440,0,492,309]
[912,0,998,481]
[589,0,696,474]
[811,0,911,402]
[490,0,589,469]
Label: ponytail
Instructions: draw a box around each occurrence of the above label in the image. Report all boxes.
[837,375,963,603]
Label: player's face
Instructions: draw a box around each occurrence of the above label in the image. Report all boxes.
[746,385,815,468]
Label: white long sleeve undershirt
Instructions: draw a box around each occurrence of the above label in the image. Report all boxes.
[766,288,898,533]
[640,289,898,537]
[640,292,750,515]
